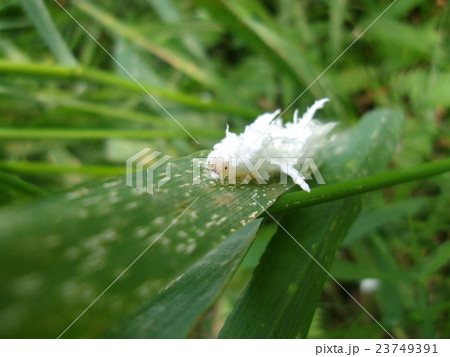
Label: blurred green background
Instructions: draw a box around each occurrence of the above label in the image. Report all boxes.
[0,0,449,338]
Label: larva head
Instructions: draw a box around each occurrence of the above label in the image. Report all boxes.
[206,151,230,179]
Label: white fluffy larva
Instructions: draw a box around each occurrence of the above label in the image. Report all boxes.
[206,98,337,192]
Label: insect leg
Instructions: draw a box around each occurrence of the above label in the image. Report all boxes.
[281,164,311,192]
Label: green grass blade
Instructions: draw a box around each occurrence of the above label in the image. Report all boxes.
[147,0,208,63]
[416,240,450,281]
[219,109,403,338]
[18,0,77,66]
[34,96,172,125]
[194,0,318,87]
[194,0,346,118]
[371,237,406,333]
[343,197,431,246]
[0,60,258,118]
[73,0,220,89]
[0,127,222,140]
[0,161,126,177]
[329,0,347,59]
[269,159,450,214]
[0,171,47,203]
[109,219,262,338]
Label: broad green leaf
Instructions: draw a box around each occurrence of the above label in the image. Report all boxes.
[0,152,289,338]
[108,219,262,338]
[18,0,77,66]
[219,109,403,338]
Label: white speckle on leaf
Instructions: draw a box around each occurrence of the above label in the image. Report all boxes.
[81,247,107,271]
[82,195,103,207]
[77,209,89,219]
[61,281,95,303]
[146,233,161,245]
[160,238,170,247]
[43,234,61,249]
[185,238,197,254]
[66,187,90,200]
[125,201,139,210]
[217,216,227,225]
[108,190,120,204]
[152,217,165,226]
[136,226,151,238]
[13,274,42,297]
[175,243,186,253]
[137,282,154,299]
[177,231,188,238]
[103,180,122,188]
[64,246,81,261]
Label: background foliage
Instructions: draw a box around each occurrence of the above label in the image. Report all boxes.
[0,0,448,338]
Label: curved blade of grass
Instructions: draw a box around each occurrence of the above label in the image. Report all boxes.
[329,0,347,59]
[0,151,289,338]
[108,219,262,338]
[269,158,450,214]
[0,171,47,204]
[194,0,344,117]
[0,60,258,118]
[73,0,220,89]
[361,16,438,58]
[114,37,164,87]
[343,197,431,246]
[147,0,208,63]
[415,240,450,281]
[194,0,317,86]
[18,0,77,66]
[219,109,403,338]
[34,96,171,125]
